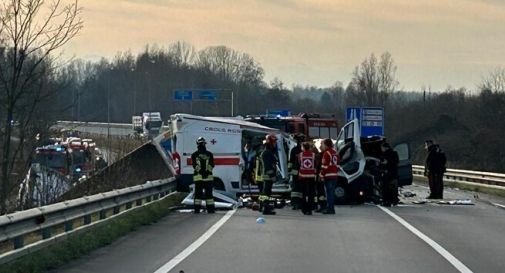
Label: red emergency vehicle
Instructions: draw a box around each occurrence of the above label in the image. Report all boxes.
[245,113,339,140]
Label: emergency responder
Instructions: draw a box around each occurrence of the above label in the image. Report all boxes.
[425,140,447,199]
[254,142,265,210]
[242,142,256,186]
[192,137,215,214]
[313,145,326,213]
[259,134,278,215]
[320,138,339,214]
[298,142,317,215]
[380,142,400,206]
[288,134,304,210]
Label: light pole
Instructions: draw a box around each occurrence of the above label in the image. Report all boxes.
[107,67,112,161]
[131,67,137,115]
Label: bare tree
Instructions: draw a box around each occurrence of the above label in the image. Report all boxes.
[479,67,505,93]
[169,41,196,68]
[349,52,398,106]
[0,0,83,213]
[196,45,263,84]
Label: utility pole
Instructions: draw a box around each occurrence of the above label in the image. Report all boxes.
[107,70,111,162]
[131,67,137,115]
[231,91,234,117]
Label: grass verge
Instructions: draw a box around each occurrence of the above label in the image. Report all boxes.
[0,192,186,273]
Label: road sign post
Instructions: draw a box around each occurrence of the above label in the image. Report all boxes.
[173,89,234,116]
[346,106,384,137]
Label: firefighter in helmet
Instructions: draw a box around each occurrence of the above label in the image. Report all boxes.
[192,137,215,213]
[288,134,304,210]
[259,134,279,215]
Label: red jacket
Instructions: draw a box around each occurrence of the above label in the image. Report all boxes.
[298,151,316,179]
[320,148,339,180]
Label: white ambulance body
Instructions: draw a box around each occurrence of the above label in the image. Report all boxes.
[157,114,291,204]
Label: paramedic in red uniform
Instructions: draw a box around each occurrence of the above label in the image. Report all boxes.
[320,138,339,215]
[192,137,215,214]
[298,142,317,215]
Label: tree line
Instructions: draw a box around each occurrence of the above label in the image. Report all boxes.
[2,0,505,213]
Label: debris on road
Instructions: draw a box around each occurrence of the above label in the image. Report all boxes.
[402,191,416,198]
[438,199,474,205]
[256,217,265,224]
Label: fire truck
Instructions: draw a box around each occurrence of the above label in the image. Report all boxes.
[34,144,69,175]
[34,138,104,181]
[245,113,339,140]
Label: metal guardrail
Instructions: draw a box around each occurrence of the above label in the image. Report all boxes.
[0,178,177,264]
[412,165,505,188]
[52,121,170,137]
[53,121,134,136]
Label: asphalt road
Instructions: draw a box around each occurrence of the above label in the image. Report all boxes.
[55,185,505,273]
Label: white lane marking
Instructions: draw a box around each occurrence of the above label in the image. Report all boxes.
[153,210,236,273]
[493,203,505,209]
[378,206,474,273]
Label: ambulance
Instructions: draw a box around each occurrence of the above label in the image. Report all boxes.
[154,114,293,206]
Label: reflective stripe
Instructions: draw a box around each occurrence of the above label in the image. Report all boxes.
[262,175,273,181]
[291,192,303,198]
[289,170,299,175]
[206,199,215,205]
[299,173,316,178]
[194,199,202,205]
[318,196,326,201]
[194,175,214,182]
[258,195,268,201]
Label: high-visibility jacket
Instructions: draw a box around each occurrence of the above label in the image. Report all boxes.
[261,148,278,182]
[254,155,264,183]
[320,148,339,180]
[288,145,302,176]
[298,150,316,178]
[191,148,214,182]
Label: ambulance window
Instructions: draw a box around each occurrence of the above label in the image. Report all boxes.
[345,124,354,140]
[287,123,296,134]
[320,127,330,138]
[330,127,338,139]
[299,124,306,135]
[309,127,319,138]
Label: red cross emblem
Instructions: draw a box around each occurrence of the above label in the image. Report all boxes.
[303,158,313,169]
[210,139,217,145]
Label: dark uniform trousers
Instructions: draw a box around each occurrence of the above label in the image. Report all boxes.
[301,178,315,213]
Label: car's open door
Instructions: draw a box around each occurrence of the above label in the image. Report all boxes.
[394,143,413,186]
[336,119,365,183]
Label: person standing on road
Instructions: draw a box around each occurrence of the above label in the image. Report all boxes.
[242,142,256,186]
[320,138,339,215]
[192,137,215,214]
[425,140,447,199]
[254,142,265,211]
[288,134,304,210]
[298,142,317,215]
[260,134,279,215]
[313,145,326,213]
[380,142,400,206]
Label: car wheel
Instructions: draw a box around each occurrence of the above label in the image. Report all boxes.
[334,185,347,205]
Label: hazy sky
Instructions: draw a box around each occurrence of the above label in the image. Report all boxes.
[63,0,505,91]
